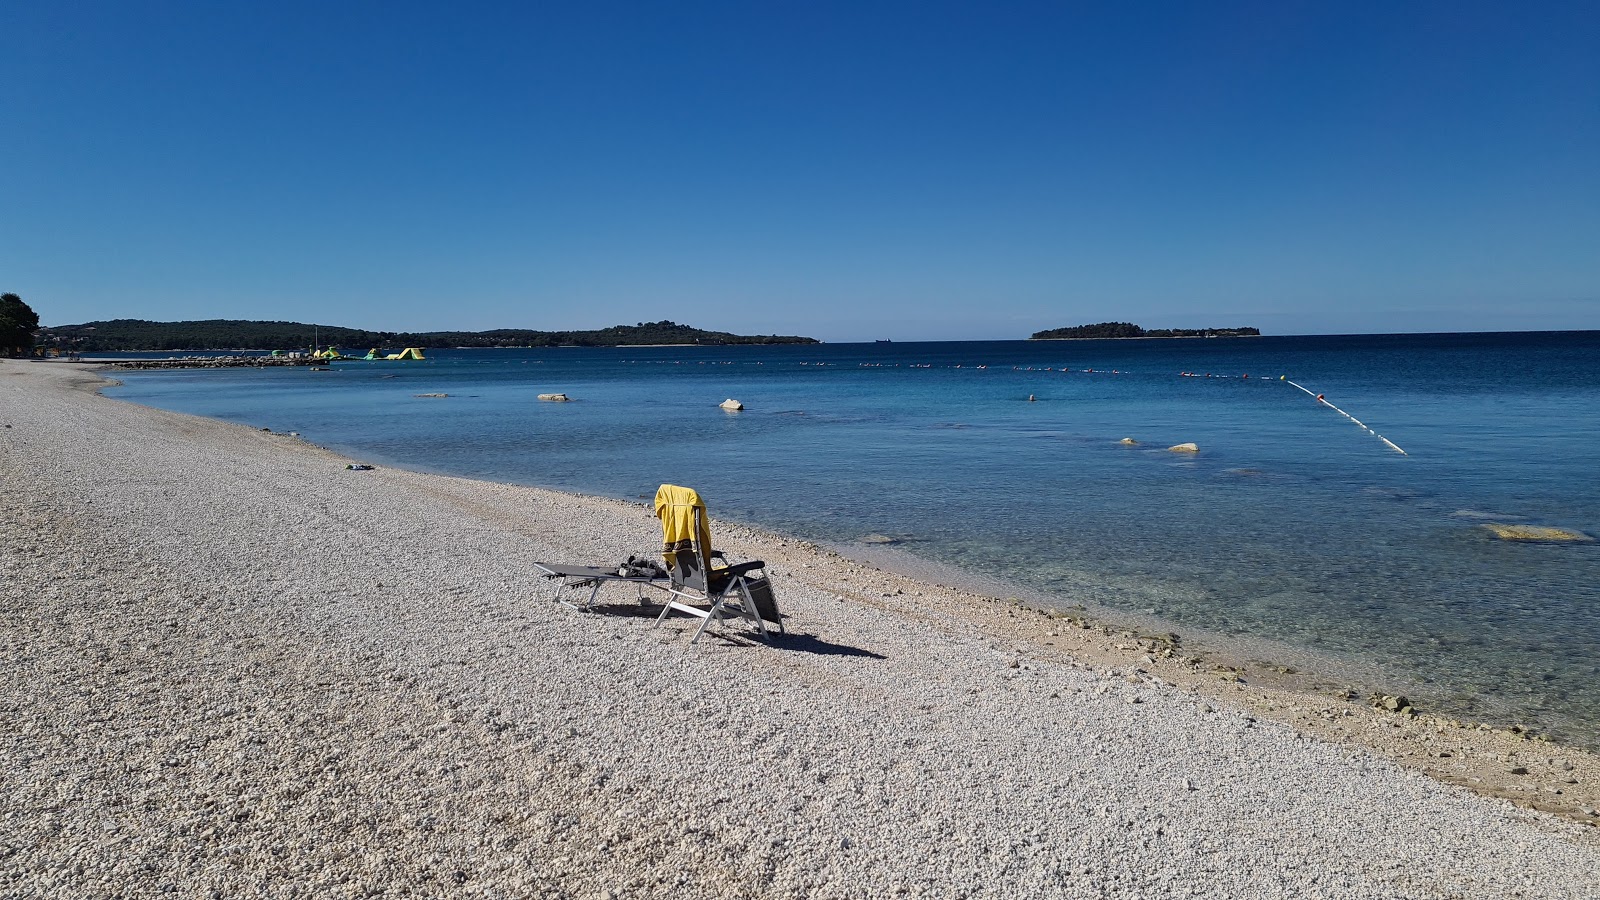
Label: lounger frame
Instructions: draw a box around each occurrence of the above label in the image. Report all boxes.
[531,563,667,610]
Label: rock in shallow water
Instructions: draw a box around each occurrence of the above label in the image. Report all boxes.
[1480,524,1594,543]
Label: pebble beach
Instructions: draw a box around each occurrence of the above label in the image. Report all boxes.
[3,358,1598,899]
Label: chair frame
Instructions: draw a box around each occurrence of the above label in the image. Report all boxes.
[531,563,667,610]
[654,506,783,644]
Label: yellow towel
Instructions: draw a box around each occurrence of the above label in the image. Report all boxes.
[654,483,713,569]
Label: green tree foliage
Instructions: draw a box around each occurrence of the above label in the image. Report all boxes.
[1031,322,1145,339]
[1030,322,1259,339]
[1144,326,1259,337]
[0,293,41,356]
[36,318,818,352]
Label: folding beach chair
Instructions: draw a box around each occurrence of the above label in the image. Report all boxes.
[652,484,783,644]
[531,561,668,611]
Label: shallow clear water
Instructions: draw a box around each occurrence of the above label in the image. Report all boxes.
[105,333,1600,746]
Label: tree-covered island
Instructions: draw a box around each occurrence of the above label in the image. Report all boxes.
[39,319,818,352]
[1030,322,1260,340]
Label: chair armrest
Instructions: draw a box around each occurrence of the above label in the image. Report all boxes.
[721,559,766,578]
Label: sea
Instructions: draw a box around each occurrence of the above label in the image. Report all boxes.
[102,332,1600,748]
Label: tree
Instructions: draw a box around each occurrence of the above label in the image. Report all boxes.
[1031,322,1146,339]
[0,293,40,356]
[38,317,820,350]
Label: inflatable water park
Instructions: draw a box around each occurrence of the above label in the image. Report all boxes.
[274,347,427,361]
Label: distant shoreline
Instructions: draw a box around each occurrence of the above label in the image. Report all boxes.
[1029,323,1262,340]
[37,317,820,354]
[1029,334,1264,341]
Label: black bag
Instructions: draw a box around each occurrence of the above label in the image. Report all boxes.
[620,555,667,578]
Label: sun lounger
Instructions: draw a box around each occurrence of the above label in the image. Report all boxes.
[531,562,668,611]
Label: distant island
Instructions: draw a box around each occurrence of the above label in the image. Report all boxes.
[1030,322,1260,340]
[40,319,818,352]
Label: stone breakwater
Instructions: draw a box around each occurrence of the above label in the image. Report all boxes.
[2,358,1598,899]
[101,356,320,369]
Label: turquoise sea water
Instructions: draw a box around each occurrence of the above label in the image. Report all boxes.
[105,333,1600,747]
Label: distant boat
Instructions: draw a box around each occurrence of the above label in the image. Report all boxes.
[876,339,892,344]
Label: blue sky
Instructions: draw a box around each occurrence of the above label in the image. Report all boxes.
[3,1,1596,342]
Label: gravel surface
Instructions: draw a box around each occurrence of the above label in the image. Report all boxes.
[3,359,1597,899]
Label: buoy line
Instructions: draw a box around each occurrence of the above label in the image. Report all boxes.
[614,357,1409,456]
[1282,377,1407,455]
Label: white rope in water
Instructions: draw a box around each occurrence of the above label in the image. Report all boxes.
[1283,378,1407,455]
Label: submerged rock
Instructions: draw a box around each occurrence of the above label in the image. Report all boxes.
[415,393,449,398]
[860,534,900,545]
[1118,437,1139,445]
[1481,524,1594,543]
[720,398,744,410]
[1453,509,1526,521]
[537,393,570,402]
[1167,442,1199,453]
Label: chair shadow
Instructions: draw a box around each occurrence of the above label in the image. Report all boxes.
[769,633,888,659]
[586,603,887,659]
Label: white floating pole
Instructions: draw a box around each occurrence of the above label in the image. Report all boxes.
[1283,377,1407,455]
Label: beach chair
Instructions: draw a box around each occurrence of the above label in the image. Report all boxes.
[652,484,783,644]
[531,560,668,611]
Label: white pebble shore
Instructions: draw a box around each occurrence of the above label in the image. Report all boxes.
[2,359,1597,899]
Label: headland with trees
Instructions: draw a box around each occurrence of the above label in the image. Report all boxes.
[38,319,818,352]
[1030,322,1260,340]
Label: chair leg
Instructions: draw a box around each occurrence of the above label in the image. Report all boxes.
[734,578,770,641]
[656,579,777,645]
[689,596,730,645]
[654,597,676,627]
[549,577,597,610]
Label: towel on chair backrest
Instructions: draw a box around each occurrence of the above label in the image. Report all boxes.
[654,484,713,570]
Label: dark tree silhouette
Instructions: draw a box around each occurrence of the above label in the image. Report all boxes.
[37,318,819,352]
[0,293,40,356]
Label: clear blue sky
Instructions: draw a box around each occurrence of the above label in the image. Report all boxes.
[4,1,1596,341]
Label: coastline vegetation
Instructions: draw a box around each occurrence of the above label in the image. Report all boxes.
[39,319,818,352]
[1031,322,1261,340]
[1,292,40,356]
